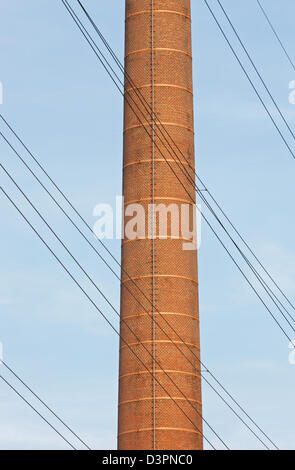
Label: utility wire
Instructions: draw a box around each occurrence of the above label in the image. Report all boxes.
[61,2,292,444]
[0,126,277,449]
[0,0,284,448]
[0,374,77,450]
[74,0,295,330]
[1,161,274,449]
[256,0,295,73]
[202,0,295,160]
[75,0,295,324]
[60,0,295,342]
[0,2,282,448]
[217,0,295,145]
[0,186,219,450]
[0,163,227,450]
[0,9,286,454]
[72,6,295,380]
[2,360,91,449]
[0,128,277,449]
[80,0,295,155]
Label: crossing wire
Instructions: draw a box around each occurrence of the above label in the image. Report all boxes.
[75,0,295,326]
[61,0,295,341]
[202,0,295,161]
[0,3,284,450]
[0,186,219,450]
[1,159,276,449]
[1,163,228,449]
[216,0,295,146]
[1,360,91,449]
[0,1,286,450]
[0,0,286,448]
[1,125,277,449]
[0,375,77,450]
[60,2,294,448]
[256,0,295,73]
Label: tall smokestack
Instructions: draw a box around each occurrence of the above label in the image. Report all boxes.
[118,0,202,450]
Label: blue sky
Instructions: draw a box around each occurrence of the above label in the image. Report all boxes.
[0,0,295,450]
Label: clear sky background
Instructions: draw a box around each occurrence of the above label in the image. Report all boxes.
[0,0,295,450]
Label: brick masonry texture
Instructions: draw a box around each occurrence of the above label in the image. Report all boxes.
[118,0,203,450]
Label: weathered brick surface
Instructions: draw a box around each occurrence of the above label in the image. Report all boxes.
[118,0,203,450]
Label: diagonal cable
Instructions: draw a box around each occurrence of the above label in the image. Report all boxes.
[59,0,295,341]
[201,0,295,160]
[75,0,295,325]
[0,186,220,449]
[256,0,295,73]
[0,375,77,450]
[216,0,295,145]
[0,162,227,449]
[0,127,277,448]
[1,360,91,449]
[0,5,282,448]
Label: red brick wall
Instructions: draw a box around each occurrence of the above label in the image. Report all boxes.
[118,0,203,450]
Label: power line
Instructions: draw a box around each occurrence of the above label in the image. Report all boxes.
[0,125,277,449]
[216,0,295,145]
[2,360,91,449]
[0,7,284,450]
[0,374,76,450]
[0,0,284,448]
[0,0,288,452]
[60,2,292,444]
[61,0,295,342]
[74,0,295,326]
[0,186,219,450]
[0,163,228,450]
[256,0,295,73]
[80,0,295,156]
[201,0,295,160]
